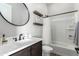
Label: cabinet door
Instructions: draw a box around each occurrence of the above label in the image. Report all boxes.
[31,41,42,56]
[10,46,31,56]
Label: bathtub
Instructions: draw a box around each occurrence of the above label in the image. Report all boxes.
[50,42,77,56]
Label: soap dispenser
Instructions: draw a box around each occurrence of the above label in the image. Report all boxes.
[2,34,5,42]
[0,37,2,45]
[2,34,7,43]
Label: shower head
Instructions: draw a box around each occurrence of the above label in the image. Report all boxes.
[33,10,43,17]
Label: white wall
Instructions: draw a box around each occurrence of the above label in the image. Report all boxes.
[0,3,47,38]
[17,3,47,38]
[47,3,76,45]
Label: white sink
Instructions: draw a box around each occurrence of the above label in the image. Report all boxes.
[16,39,32,43]
[0,37,42,56]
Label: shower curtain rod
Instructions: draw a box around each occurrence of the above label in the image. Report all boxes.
[43,10,78,18]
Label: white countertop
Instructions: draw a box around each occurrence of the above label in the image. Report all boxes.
[0,37,42,56]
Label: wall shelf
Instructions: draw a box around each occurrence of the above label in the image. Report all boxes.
[33,22,43,26]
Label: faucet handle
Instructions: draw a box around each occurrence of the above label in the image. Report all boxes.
[22,36,25,40]
[13,38,17,41]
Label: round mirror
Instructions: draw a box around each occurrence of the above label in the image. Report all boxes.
[0,3,30,26]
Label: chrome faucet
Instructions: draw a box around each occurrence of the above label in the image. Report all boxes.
[13,34,24,41]
[19,34,23,40]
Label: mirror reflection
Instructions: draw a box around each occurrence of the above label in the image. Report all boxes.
[0,3,30,26]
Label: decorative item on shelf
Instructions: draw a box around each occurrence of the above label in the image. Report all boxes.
[33,10,43,17]
[33,22,43,26]
[33,10,43,26]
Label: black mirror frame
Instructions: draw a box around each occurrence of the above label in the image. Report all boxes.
[0,3,30,26]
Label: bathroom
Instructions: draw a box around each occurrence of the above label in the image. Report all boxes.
[0,3,79,56]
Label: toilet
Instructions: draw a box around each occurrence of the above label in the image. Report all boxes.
[42,45,53,56]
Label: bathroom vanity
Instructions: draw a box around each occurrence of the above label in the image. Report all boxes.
[10,41,42,56]
[0,37,42,56]
[0,3,42,56]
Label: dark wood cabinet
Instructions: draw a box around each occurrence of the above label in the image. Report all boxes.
[10,41,42,56]
[31,41,42,56]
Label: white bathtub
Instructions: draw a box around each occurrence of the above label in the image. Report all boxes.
[50,42,77,56]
